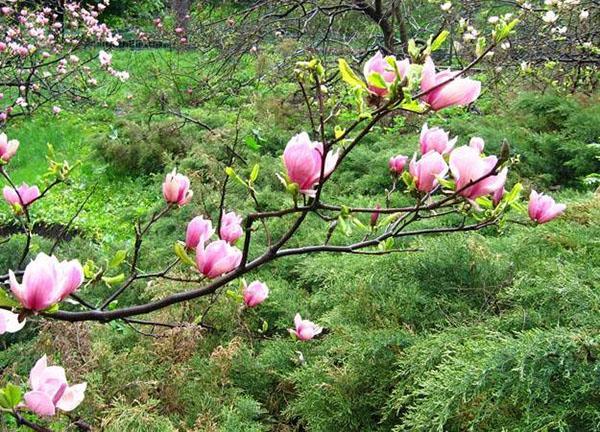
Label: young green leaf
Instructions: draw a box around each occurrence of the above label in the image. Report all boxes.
[0,384,23,409]
[174,241,196,267]
[338,59,367,89]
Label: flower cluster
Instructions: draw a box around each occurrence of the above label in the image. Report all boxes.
[0,1,127,120]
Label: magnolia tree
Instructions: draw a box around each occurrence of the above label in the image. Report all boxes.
[0,19,568,431]
[138,0,597,105]
[0,0,128,122]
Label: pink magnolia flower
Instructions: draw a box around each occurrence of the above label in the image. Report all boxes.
[242,280,269,307]
[449,146,507,200]
[220,211,243,244]
[283,132,339,196]
[24,355,86,417]
[0,132,19,162]
[3,183,40,207]
[162,169,193,206]
[469,137,485,153]
[389,155,408,174]
[363,51,410,97]
[9,253,84,311]
[420,57,481,111]
[528,190,566,224]
[409,151,449,192]
[185,216,214,249]
[0,309,26,334]
[289,313,322,341]
[196,240,242,279]
[420,123,456,155]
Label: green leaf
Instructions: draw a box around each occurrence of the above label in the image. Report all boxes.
[476,37,487,58]
[83,259,97,279]
[504,182,523,205]
[44,303,60,314]
[0,384,23,409]
[338,59,367,89]
[225,167,248,187]
[226,289,243,302]
[109,250,127,269]
[0,290,18,308]
[244,135,261,152]
[338,216,352,236]
[174,241,196,267]
[334,125,345,139]
[367,72,387,89]
[495,18,519,43]
[431,30,450,52]
[475,196,494,210]
[399,99,425,113]
[102,273,125,286]
[437,178,456,190]
[408,39,421,61]
[401,170,414,188]
[250,164,260,183]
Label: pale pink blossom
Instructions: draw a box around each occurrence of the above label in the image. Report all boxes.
[162,169,193,206]
[185,216,214,249]
[363,51,410,97]
[289,313,322,341]
[449,146,507,200]
[420,57,481,111]
[24,355,86,416]
[9,253,84,311]
[420,123,456,155]
[528,190,566,224]
[0,309,26,334]
[243,280,269,307]
[0,132,19,162]
[219,211,243,244]
[409,151,449,192]
[195,240,242,279]
[283,132,339,196]
[389,155,408,174]
[3,183,40,207]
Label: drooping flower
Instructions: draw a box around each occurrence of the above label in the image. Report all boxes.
[196,240,242,279]
[528,190,566,224]
[389,155,408,174]
[162,169,193,206]
[24,355,86,417]
[363,51,410,97]
[185,216,214,249]
[242,280,269,308]
[289,313,322,341]
[0,309,26,335]
[0,132,19,162]
[9,253,84,311]
[420,57,481,111]
[409,151,449,192]
[449,146,507,200]
[3,183,40,207]
[419,123,457,155]
[283,132,339,196]
[219,211,243,244]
